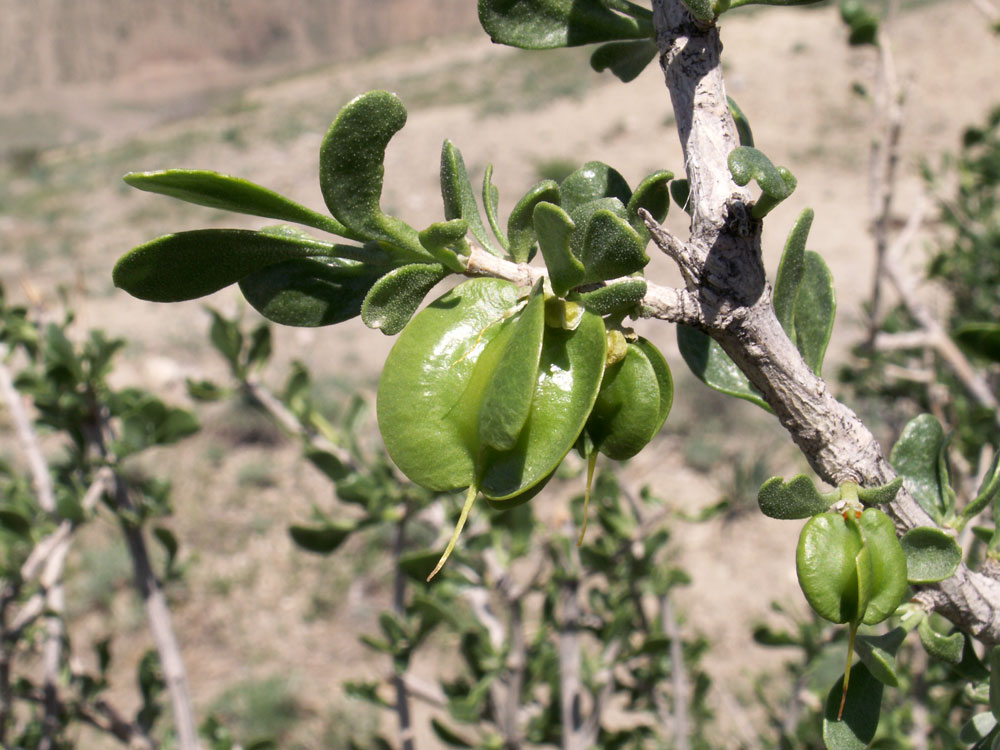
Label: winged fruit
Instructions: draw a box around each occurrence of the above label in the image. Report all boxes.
[377,277,607,577]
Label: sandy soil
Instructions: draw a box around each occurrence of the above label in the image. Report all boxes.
[2,1,999,746]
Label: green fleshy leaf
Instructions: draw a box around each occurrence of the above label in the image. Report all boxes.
[289,521,355,554]
[114,229,341,302]
[123,169,352,238]
[959,713,998,745]
[670,178,691,214]
[822,662,884,750]
[239,258,384,327]
[574,278,647,316]
[918,616,964,663]
[534,201,584,296]
[676,325,772,411]
[728,147,797,218]
[304,448,351,482]
[856,477,903,505]
[954,322,1000,363]
[773,208,836,374]
[900,527,961,583]
[727,96,754,147]
[855,628,906,687]
[418,219,469,272]
[318,91,427,258]
[440,140,502,256]
[627,170,673,243]
[508,180,561,263]
[361,264,448,335]
[589,39,658,83]
[840,0,880,46]
[430,718,475,748]
[478,0,654,50]
[561,161,632,215]
[890,414,950,524]
[580,210,648,283]
[757,474,832,519]
[683,0,716,20]
[478,280,546,450]
[482,164,509,250]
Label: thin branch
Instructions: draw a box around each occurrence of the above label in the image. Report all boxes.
[391,512,415,750]
[642,0,1000,644]
[89,410,201,750]
[0,343,56,513]
[557,537,585,750]
[661,593,691,750]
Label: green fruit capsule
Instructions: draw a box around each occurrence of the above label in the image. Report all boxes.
[796,508,908,626]
[585,337,673,461]
[796,512,867,625]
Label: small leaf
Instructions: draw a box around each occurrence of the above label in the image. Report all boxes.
[440,140,502,256]
[727,96,754,147]
[757,474,832,519]
[855,627,906,687]
[398,550,442,582]
[478,0,654,50]
[918,616,964,663]
[670,178,691,214]
[677,325,772,411]
[960,713,998,744]
[508,180,561,263]
[419,219,469,272]
[590,39,658,83]
[431,718,475,748]
[114,229,342,302]
[822,662,884,750]
[856,478,903,505]
[954,322,1000,363]
[773,208,836,374]
[0,510,31,539]
[890,414,949,524]
[561,161,632,215]
[534,202,584,296]
[304,448,351,482]
[728,147,796,218]
[361,264,448,335]
[580,210,648,283]
[482,164,509,249]
[626,170,673,242]
[152,526,180,578]
[681,0,716,21]
[289,521,355,554]
[238,257,384,327]
[318,91,427,258]
[900,527,961,583]
[123,169,350,237]
[574,278,647,316]
[840,0,880,46]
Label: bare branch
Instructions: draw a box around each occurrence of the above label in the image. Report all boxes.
[0,344,55,513]
[662,593,691,750]
[644,0,1000,644]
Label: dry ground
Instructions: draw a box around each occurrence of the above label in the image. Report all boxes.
[1,1,999,746]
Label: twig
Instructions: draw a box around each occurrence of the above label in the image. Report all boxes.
[661,593,691,750]
[89,409,201,750]
[241,379,357,471]
[866,10,904,344]
[967,0,1000,23]
[0,344,56,513]
[391,511,415,750]
[557,536,585,750]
